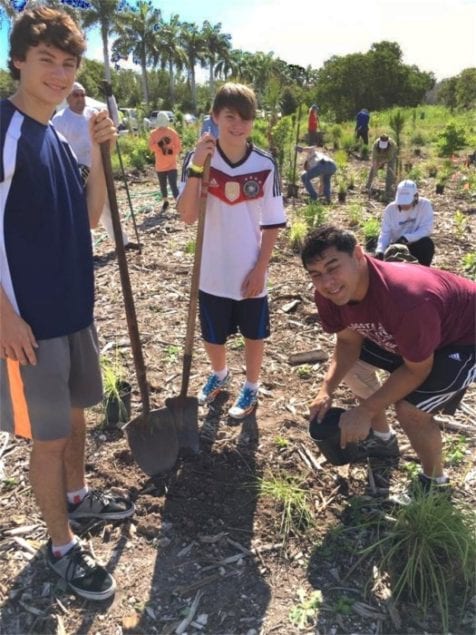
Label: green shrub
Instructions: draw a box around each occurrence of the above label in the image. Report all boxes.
[437,124,467,157]
[410,132,426,146]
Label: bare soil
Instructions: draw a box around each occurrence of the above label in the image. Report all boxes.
[1,154,475,635]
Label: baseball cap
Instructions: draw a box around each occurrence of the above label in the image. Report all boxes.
[396,179,417,205]
[156,112,170,127]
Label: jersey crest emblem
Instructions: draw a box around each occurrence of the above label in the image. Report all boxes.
[243,178,260,198]
[224,181,240,202]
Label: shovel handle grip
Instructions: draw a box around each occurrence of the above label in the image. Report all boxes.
[99,141,150,414]
[180,155,211,396]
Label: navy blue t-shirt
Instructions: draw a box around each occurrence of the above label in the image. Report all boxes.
[0,99,94,340]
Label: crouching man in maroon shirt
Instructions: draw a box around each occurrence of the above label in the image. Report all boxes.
[302,224,475,494]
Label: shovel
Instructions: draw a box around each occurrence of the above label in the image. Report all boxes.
[99,142,179,476]
[165,156,211,451]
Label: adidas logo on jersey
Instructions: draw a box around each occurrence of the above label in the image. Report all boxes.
[448,353,461,362]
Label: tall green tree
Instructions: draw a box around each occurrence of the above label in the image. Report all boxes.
[153,14,186,107]
[201,21,231,96]
[180,22,207,113]
[81,0,121,82]
[112,0,161,105]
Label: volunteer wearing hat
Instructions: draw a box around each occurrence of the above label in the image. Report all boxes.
[148,112,182,213]
[375,180,435,266]
[366,134,398,201]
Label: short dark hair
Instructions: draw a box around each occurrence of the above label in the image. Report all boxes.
[212,83,257,121]
[8,6,85,80]
[301,225,357,268]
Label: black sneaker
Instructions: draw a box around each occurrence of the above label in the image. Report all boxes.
[161,200,169,213]
[68,490,135,521]
[360,432,399,459]
[415,473,452,497]
[47,540,116,601]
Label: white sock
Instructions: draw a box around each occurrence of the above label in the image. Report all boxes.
[424,474,449,484]
[244,380,259,392]
[67,486,89,505]
[214,368,228,381]
[373,429,394,441]
[51,536,79,559]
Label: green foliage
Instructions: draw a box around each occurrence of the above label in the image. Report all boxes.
[444,435,469,467]
[289,588,323,629]
[346,203,364,226]
[184,240,195,254]
[302,201,328,228]
[410,131,426,146]
[100,353,126,399]
[362,218,380,241]
[389,109,405,148]
[230,334,245,350]
[256,472,314,541]
[453,210,466,239]
[165,345,180,363]
[274,435,290,449]
[271,116,293,170]
[462,252,476,279]
[437,124,467,157]
[334,149,348,169]
[296,365,312,379]
[280,87,298,116]
[364,493,476,633]
[330,124,343,149]
[288,219,308,252]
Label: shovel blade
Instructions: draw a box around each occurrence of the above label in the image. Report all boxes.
[123,408,179,475]
[165,395,200,454]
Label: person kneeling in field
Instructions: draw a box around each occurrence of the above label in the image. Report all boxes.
[302,225,475,495]
[375,179,435,266]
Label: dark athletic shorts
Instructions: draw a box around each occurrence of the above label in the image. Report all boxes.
[0,325,102,441]
[360,339,476,414]
[199,290,270,345]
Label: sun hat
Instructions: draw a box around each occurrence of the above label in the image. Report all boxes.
[395,179,418,206]
[156,112,170,128]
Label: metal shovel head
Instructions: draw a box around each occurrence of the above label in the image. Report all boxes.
[165,395,200,454]
[124,407,179,476]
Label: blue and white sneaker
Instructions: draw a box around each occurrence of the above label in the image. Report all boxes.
[228,386,258,419]
[198,372,230,405]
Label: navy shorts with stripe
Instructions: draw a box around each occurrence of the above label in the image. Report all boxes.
[360,339,475,414]
[199,290,270,345]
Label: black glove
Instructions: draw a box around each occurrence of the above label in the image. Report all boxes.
[374,251,384,260]
[395,236,408,244]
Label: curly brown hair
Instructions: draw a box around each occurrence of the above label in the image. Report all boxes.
[8,6,86,80]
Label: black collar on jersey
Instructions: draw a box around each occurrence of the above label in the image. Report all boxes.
[217,140,253,168]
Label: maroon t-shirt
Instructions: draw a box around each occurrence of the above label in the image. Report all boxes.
[314,256,476,362]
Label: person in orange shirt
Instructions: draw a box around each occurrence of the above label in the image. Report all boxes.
[148,112,182,212]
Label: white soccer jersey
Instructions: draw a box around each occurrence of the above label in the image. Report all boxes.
[180,143,286,300]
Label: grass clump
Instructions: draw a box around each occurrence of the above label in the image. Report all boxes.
[366,492,476,633]
[462,251,476,279]
[289,588,323,629]
[256,472,314,541]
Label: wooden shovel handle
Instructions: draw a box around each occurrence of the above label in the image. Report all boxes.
[180,155,211,396]
[99,142,150,414]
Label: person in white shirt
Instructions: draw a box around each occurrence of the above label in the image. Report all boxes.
[296,145,337,203]
[375,180,435,266]
[53,82,136,251]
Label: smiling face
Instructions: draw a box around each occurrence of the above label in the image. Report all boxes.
[213,108,253,154]
[67,86,86,114]
[305,245,369,305]
[13,43,78,118]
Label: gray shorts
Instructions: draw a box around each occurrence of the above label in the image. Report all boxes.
[0,325,102,441]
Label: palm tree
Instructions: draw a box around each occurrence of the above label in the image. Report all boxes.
[180,21,207,113]
[112,0,161,106]
[201,21,231,96]
[152,14,186,106]
[81,0,121,82]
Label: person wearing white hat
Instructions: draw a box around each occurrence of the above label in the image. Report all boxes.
[366,134,398,201]
[375,180,435,265]
[53,83,136,253]
[148,112,182,212]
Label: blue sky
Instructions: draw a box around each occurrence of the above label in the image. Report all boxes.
[1,0,475,80]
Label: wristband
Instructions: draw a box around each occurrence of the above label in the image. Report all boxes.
[188,167,203,178]
[189,161,204,174]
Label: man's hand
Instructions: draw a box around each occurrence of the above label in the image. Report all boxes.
[338,405,372,448]
[309,389,333,423]
[0,310,38,366]
[241,266,265,298]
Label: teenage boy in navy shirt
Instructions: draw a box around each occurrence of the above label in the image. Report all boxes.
[0,7,133,601]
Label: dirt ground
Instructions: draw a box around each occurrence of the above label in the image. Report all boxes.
[1,152,475,635]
